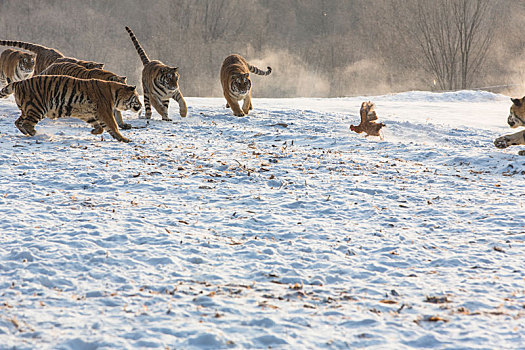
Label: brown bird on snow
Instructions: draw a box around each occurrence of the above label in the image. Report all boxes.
[350,101,385,138]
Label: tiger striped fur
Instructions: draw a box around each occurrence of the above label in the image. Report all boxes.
[0,49,35,87]
[220,54,271,117]
[0,40,104,75]
[40,62,131,129]
[0,75,142,142]
[125,26,187,120]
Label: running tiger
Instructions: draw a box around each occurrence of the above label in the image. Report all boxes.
[40,62,131,129]
[125,26,187,120]
[0,49,35,87]
[220,54,272,117]
[0,40,103,75]
[0,75,142,143]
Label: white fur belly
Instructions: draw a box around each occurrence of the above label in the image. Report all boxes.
[231,91,248,101]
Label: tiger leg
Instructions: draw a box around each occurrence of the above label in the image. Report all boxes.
[86,115,105,135]
[143,91,152,119]
[242,93,252,115]
[172,90,187,118]
[224,94,244,117]
[97,107,130,143]
[113,110,131,129]
[0,73,7,88]
[15,110,42,136]
[494,130,525,149]
[151,96,171,121]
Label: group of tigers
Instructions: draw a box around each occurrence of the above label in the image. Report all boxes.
[1,27,523,153]
[0,26,272,143]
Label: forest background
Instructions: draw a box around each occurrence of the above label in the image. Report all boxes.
[1,0,524,97]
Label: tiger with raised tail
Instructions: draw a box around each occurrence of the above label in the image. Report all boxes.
[220,54,272,117]
[125,26,187,121]
[0,40,104,75]
[0,75,142,142]
[40,62,131,129]
[0,49,35,87]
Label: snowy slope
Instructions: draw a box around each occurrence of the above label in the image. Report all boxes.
[0,91,524,349]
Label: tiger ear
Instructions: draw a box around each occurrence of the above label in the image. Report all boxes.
[511,98,522,106]
[173,67,178,72]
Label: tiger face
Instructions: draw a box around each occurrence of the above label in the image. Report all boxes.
[158,67,179,90]
[19,53,35,73]
[110,75,127,84]
[83,62,104,70]
[230,73,251,96]
[508,97,525,128]
[115,85,142,113]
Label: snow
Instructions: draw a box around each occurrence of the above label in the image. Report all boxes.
[0,91,524,349]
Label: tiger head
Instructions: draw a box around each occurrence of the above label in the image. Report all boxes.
[109,75,127,84]
[508,97,525,128]
[230,73,251,96]
[19,52,35,73]
[158,67,180,90]
[115,85,142,113]
[84,62,105,70]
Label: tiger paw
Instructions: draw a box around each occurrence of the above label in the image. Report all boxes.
[91,127,104,135]
[494,136,509,149]
[518,150,525,156]
[119,123,132,130]
[15,121,36,136]
[162,117,172,122]
[15,119,30,136]
[234,112,245,117]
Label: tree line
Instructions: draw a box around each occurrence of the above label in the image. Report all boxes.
[0,0,523,97]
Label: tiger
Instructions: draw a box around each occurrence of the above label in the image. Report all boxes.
[220,54,272,117]
[0,40,104,75]
[494,96,525,155]
[0,49,35,87]
[0,75,142,143]
[125,26,187,121]
[40,62,131,129]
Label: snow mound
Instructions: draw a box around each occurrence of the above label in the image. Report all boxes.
[372,90,507,103]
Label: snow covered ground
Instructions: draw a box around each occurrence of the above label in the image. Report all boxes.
[0,91,524,349]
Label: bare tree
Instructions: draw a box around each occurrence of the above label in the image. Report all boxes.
[397,0,495,91]
[452,0,494,89]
